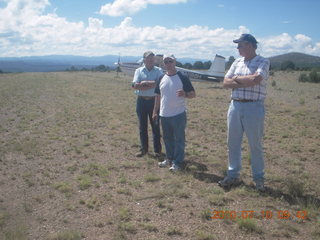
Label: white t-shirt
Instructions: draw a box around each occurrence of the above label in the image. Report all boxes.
[155,72,194,117]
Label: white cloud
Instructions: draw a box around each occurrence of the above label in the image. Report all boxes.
[99,0,188,17]
[0,0,320,58]
[260,33,320,57]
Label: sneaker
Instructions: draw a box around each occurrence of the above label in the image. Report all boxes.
[135,150,147,157]
[154,152,162,158]
[218,176,240,187]
[255,181,266,192]
[158,159,171,168]
[169,164,181,172]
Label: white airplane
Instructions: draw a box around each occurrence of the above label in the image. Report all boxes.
[116,54,225,82]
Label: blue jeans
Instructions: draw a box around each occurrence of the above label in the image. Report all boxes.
[227,100,265,182]
[161,112,186,167]
[136,97,161,153]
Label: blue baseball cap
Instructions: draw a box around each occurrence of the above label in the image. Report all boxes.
[233,34,258,44]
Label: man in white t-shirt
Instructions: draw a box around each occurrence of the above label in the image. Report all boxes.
[152,54,195,171]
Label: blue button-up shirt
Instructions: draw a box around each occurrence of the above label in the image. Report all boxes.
[133,65,163,96]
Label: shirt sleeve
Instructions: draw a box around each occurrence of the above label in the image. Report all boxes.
[256,58,270,80]
[179,72,195,92]
[154,74,163,95]
[225,59,238,78]
[132,68,141,83]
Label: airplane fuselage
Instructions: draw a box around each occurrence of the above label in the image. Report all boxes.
[118,54,225,82]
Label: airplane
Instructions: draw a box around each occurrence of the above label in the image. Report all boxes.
[116,54,225,82]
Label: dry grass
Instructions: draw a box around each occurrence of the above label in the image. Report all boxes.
[0,71,319,239]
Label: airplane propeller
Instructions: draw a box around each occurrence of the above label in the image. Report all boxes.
[114,55,121,77]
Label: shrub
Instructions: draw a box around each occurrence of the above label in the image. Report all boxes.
[309,70,320,83]
[286,178,304,198]
[299,70,320,83]
[298,73,308,82]
[237,218,262,233]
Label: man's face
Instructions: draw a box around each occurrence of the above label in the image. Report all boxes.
[237,41,251,57]
[163,58,175,70]
[144,55,155,69]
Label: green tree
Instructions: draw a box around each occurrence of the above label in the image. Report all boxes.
[226,56,235,70]
[281,60,295,70]
[193,61,204,69]
[67,66,78,71]
[183,63,192,69]
[93,65,109,72]
[203,61,212,70]
[176,61,183,67]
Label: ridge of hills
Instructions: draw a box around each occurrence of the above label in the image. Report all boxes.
[268,52,320,69]
[0,52,320,72]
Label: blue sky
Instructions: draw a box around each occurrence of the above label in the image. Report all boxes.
[1,0,320,59]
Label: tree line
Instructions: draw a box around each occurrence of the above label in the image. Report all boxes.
[176,60,212,70]
[66,65,111,72]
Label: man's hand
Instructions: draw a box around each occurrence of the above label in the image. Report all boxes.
[176,89,196,98]
[141,81,156,88]
[152,112,158,121]
[176,89,186,97]
[133,81,156,90]
[224,72,262,89]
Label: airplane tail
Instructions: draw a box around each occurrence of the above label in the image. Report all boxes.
[207,54,225,77]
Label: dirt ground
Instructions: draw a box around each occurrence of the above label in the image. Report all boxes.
[0,71,319,240]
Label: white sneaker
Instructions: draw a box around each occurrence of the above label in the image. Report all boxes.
[169,164,180,172]
[158,159,171,168]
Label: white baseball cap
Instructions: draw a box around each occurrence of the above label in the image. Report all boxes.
[163,54,176,60]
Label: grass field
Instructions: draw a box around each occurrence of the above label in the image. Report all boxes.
[0,71,319,240]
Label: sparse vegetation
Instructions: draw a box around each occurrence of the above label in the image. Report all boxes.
[299,70,320,83]
[0,71,319,239]
[48,230,83,240]
[237,218,262,234]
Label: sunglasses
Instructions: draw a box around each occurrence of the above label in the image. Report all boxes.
[164,60,174,64]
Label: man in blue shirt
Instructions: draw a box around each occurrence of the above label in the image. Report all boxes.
[132,51,163,157]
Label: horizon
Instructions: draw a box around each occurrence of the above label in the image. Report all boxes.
[1,0,320,59]
[1,51,319,61]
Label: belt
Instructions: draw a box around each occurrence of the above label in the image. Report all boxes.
[138,96,155,100]
[232,99,256,102]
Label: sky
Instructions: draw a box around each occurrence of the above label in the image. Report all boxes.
[1,0,320,60]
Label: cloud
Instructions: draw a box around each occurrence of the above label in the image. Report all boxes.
[260,33,319,56]
[0,0,320,58]
[99,0,188,17]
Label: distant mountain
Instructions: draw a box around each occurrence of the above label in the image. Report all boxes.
[0,54,204,72]
[0,55,139,72]
[268,52,320,69]
[2,52,319,73]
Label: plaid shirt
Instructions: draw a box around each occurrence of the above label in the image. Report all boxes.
[225,55,270,100]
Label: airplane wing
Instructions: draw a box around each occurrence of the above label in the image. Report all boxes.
[116,54,225,83]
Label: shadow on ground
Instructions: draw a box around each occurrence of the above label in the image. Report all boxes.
[183,159,320,210]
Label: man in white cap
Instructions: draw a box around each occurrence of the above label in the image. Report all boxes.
[219,34,270,191]
[132,51,163,157]
[152,54,195,172]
